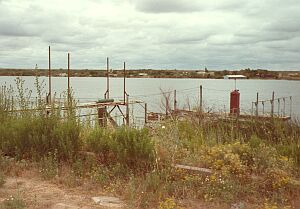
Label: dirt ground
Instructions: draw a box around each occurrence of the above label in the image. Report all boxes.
[0,171,224,209]
[0,172,115,209]
[1,170,299,209]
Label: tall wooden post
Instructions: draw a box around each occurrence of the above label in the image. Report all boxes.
[271,91,275,117]
[106,57,109,99]
[290,96,292,117]
[256,92,259,117]
[283,97,286,116]
[200,85,203,112]
[165,96,169,116]
[68,53,70,103]
[48,46,51,104]
[126,94,129,126]
[123,62,126,104]
[278,99,280,116]
[144,103,147,124]
[174,90,177,111]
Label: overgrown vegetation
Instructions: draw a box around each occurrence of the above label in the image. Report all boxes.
[0,77,300,208]
[0,195,26,209]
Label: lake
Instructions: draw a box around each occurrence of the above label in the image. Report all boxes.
[1,76,299,120]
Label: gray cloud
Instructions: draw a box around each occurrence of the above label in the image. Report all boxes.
[0,0,299,70]
[134,0,202,13]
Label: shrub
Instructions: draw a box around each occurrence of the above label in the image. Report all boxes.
[86,127,155,170]
[0,195,26,209]
[0,116,81,161]
[0,172,5,187]
[39,151,58,180]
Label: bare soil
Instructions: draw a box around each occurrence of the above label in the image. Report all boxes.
[0,171,110,209]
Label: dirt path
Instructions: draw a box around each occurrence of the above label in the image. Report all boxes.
[0,175,121,209]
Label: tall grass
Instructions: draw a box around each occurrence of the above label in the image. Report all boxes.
[86,127,155,171]
[0,77,81,161]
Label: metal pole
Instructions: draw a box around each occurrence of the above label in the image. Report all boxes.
[234,79,237,90]
[126,94,129,125]
[256,92,259,116]
[278,98,280,116]
[283,98,286,116]
[290,96,292,117]
[48,46,51,104]
[165,96,168,116]
[123,62,126,103]
[174,90,177,111]
[200,85,203,112]
[262,101,265,115]
[271,91,275,117]
[106,57,109,99]
[144,103,147,124]
[68,53,70,103]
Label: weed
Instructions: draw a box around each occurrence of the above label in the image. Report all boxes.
[159,198,181,209]
[86,127,155,171]
[0,195,26,209]
[39,151,58,180]
[0,172,5,187]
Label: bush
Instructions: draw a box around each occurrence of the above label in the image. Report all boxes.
[0,116,81,161]
[0,172,5,187]
[0,195,26,209]
[86,127,155,171]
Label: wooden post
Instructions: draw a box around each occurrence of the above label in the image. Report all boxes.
[165,96,168,116]
[68,53,70,103]
[48,46,51,104]
[271,91,275,117]
[256,92,259,117]
[123,62,126,104]
[144,103,147,124]
[98,107,106,127]
[283,98,286,116]
[278,98,280,116]
[106,57,109,99]
[126,94,129,126]
[174,90,177,111]
[200,85,203,112]
[290,96,292,117]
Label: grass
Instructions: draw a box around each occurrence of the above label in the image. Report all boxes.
[0,197,26,209]
[0,77,300,208]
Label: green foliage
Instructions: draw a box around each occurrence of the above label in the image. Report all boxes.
[159,198,181,209]
[0,195,26,209]
[0,171,5,187]
[0,116,81,161]
[86,127,155,170]
[39,151,58,180]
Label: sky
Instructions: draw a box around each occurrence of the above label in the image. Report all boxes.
[0,0,300,70]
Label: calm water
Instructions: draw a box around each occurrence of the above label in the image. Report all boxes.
[1,76,299,119]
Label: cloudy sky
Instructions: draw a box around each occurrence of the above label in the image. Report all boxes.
[0,0,300,70]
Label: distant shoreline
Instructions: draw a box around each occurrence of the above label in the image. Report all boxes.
[0,68,300,80]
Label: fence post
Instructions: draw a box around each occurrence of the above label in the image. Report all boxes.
[200,85,203,112]
[126,94,129,126]
[256,92,259,117]
[174,90,177,111]
[271,91,275,117]
[283,98,286,116]
[144,103,147,124]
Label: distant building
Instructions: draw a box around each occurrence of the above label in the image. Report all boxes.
[224,75,247,79]
[58,73,68,77]
[196,71,206,75]
[138,73,148,76]
[288,73,298,77]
